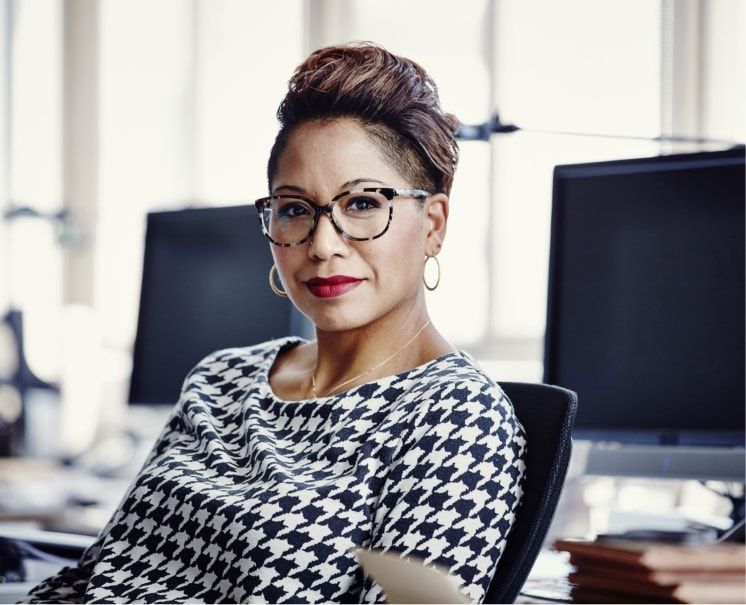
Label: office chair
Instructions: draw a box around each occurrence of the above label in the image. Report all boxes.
[483,381,578,603]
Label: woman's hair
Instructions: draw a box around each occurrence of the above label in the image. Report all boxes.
[267,42,460,196]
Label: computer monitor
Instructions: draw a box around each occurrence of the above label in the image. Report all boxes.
[544,146,745,480]
[129,205,312,406]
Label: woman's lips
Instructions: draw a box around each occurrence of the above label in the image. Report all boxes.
[306,275,363,298]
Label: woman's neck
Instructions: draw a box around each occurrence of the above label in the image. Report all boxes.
[311,304,451,398]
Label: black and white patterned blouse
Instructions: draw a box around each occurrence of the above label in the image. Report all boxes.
[22,337,527,604]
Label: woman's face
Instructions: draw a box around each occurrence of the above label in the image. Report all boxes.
[270,118,447,333]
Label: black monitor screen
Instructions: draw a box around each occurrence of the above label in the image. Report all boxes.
[544,147,745,446]
[129,205,305,405]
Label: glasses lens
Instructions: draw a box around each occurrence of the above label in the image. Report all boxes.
[264,197,315,244]
[332,191,390,239]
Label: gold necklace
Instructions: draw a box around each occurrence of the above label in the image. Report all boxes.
[311,320,431,399]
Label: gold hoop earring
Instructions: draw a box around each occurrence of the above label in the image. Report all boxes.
[269,264,288,297]
[423,255,441,291]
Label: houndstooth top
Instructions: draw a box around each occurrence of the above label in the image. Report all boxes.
[22,337,527,604]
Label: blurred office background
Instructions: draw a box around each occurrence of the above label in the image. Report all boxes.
[0,0,743,539]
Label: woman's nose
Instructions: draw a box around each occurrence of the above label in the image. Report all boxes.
[308,212,349,260]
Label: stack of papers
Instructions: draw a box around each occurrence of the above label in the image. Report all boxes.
[554,538,746,603]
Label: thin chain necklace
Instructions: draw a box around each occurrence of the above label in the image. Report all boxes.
[311,320,431,399]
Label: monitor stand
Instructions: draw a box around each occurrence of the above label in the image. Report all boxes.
[584,442,746,482]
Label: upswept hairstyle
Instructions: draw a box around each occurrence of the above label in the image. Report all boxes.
[267,42,460,196]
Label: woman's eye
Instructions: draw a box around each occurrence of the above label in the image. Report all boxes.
[276,202,311,219]
[345,196,382,212]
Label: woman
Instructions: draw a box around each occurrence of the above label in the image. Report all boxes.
[23,43,526,604]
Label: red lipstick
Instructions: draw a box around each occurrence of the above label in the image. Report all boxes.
[306,275,362,298]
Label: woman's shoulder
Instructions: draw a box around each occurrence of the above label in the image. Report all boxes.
[406,350,509,408]
[391,350,526,462]
[394,350,521,433]
[182,336,304,385]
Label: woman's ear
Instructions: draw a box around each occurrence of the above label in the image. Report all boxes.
[424,193,449,256]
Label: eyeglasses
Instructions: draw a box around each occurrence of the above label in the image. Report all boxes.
[254,187,431,247]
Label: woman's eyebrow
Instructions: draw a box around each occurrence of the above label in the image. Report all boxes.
[272,184,307,194]
[340,178,387,189]
[272,178,388,195]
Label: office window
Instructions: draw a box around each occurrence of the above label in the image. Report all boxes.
[0,1,7,315]
[96,0,195,351]
[489,0,663,350]
[193,0,304,203]
[9,1,64,210]
[487,0,744,366]
[698,0,746,141]
[494,0,662,138]
[95,0,304,351]
[4,0,64,382]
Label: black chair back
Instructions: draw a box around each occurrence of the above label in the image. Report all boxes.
[484,382,578,603]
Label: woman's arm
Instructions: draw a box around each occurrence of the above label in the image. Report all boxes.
[17,374,196,603]
[360,380,527,603]
[15,347,253,603]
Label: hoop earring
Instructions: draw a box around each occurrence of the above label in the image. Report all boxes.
[423,255,441,291]
[269,264,288,297]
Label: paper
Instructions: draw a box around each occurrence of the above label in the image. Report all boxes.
[356,548,471,604]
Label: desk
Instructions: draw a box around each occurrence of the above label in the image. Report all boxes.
[0,582,37,603]
[0,458,130,535]
[518,579,574,603]
[517,549,574,603]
